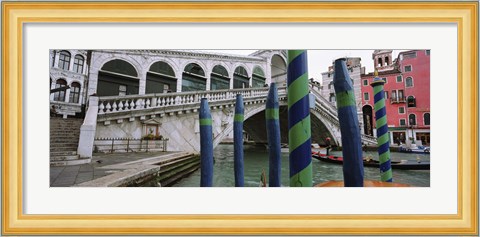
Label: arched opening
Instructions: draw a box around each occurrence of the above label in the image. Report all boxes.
[210,65,230,90]
[424,113,430,126]
[252,66,266,88]
[408,114,417,125]
[385,56,389,65]
[362,105,373,136]
[69,82,81,103]
[271,54,287,85]
[182,63,206,92]
[378,58,383,67]
[233,66,249,89]
[73,54,84,74]
[146,61,176,94]
[407,95,416,107]
[97,59,139,96]
[53,79,67,102]
[58,51,71,70]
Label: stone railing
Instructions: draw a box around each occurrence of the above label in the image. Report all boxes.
[97,87,284,115]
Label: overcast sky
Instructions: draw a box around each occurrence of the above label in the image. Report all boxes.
[212,50,405,84]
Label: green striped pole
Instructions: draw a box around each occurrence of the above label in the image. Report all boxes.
[371,71,393,182]
[287,50,312,187]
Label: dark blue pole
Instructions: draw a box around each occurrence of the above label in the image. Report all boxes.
[199,98,213,187]
[333,58,364,187]
[233,94,245,187]
[266,83,281,187]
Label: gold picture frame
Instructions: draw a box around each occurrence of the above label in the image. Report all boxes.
[2,1,478,235]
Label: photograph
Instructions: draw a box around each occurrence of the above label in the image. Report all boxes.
[49,49,431,188]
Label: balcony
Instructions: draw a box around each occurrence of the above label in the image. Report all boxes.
[390,96,406,104]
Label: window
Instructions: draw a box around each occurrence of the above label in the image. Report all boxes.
[73,55,84,74]
[118,85,127,96]
[53,79,67,102]
[409,114,417,125]
[382,77,387,83]
[51,50,56,67]
[384,91,388,99]
[363,79,368,86]
[328,81,333,89]
[398,107,405,114]
[58,51,71,70]
[385,57,389,65]
[69,82,81,103]
[406,77,413,87]
[404,65,412,72]
[424,113,430,125]
[364,92,369,101]
[426,50,430,56]
[407,96,416,107]
[399,119,406,126]
[329,94,336,102]
[396,75,402,82]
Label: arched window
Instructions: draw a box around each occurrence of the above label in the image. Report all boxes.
[51,50,56,67]
[102,59,138,77]
[252,66,266,88]
[385,56,389,65]
[424,113,430,125]
[69,82,81,103]
[406,77,413,87]
[53,79,67,102]
[378,58,383,67]
[210,65,230,90]
[147,61,176,94]
[97,59,139,96]
[328,81,334,89]
[73,55,85,74]
[58,51,71,70]
[233,66,249,89]
[182,63,206,92]
[407,95,416,107]
[408,114,416,126]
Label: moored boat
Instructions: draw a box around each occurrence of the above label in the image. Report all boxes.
[311,152,430,170]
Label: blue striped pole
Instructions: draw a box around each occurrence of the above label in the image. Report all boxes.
[199,98,213,187]
[233,94,245,187]
[287,50,312,187]
[266,83,281,187]
[333,58,364,187]
[371,71,393,182]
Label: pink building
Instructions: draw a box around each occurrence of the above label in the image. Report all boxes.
[361,50,430,146]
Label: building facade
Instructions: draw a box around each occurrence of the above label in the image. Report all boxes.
[361,50,430,146]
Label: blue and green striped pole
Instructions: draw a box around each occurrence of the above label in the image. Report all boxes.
[287,50,312,187]
[333,58,364,187]
[266,83,281,187]
[199,98,213,187]
[371,71,393,182]
[233,94,245,187]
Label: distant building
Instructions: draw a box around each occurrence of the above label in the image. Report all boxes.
[361,50,430,146]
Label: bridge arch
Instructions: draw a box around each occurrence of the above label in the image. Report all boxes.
[210,64,231,90]
[271,54,287,86]
[233,65,251,89]
[181,62,207,92]
[97,59,140,96]
[146,61,177,94]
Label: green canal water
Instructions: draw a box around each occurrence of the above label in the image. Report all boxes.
[173,144,430,187]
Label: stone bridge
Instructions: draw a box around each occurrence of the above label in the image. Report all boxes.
[77,84,377,157]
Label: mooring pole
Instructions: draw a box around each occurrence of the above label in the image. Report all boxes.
[333,58,364,187]
[266,83,281,187]
[233,94,245,187]
[371,71,393,182]
[287,50,312,187]
[199,98,214,187]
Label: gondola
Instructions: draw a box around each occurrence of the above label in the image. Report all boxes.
[311,152,430,170]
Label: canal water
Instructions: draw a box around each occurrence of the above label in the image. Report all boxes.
[173,144,430,187]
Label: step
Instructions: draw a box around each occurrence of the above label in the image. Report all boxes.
[50,148,78,152]
[50,150,77,156]
[50,157,91,167]
[159,162,201,187]
[50,142,79,146]
[50,155,80,161]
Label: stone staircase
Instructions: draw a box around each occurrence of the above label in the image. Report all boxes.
[50,117,91,166]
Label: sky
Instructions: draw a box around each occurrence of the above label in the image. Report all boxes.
[212,50,405,84]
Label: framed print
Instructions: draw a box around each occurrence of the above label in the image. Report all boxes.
[2,1,478,235]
